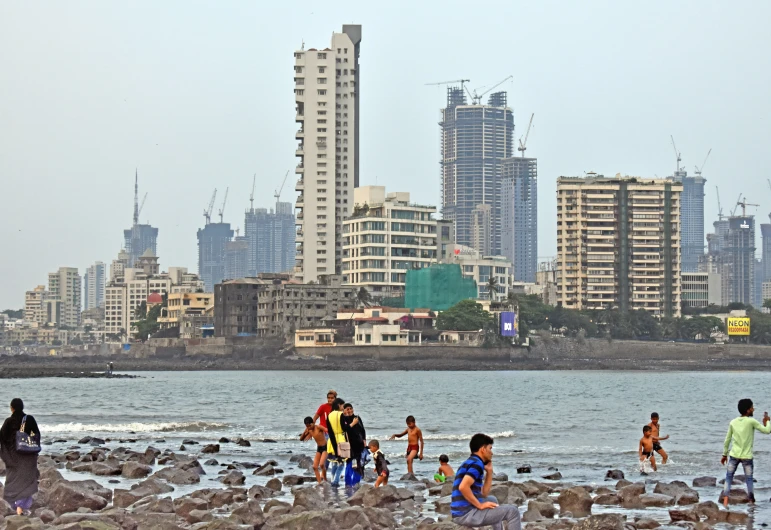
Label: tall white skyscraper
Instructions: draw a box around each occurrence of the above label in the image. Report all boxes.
[293,24,361,282]
[84,261,106,310]
[48,267,82,328]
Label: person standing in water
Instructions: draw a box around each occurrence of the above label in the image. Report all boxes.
[0,398,41,516]
[647,412,669,464]
[326,397,347,487]
[721,398,771,507]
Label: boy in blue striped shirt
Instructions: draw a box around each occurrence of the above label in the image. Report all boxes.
[451,433,521,530]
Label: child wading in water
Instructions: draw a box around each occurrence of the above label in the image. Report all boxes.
[368,440,389,488]
[648,412,670,464]
[390,415,424,474]
[639,425,657,472]
[300,416,328,483]
[434,454,455,483]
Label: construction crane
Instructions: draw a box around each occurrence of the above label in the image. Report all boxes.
[670,135,682,173]
[274,170,290,209]
[730,194,743,217]
[767,178,771,195]
[715,186,724,221]
[249,173,256,210]
[132,169,140,226]
[470,75,513,105]
[203,189,217,225]
[694,148,712,177]
[425,79,472,101]
[137,193,148,221]
[517,113,535,157]
[218,187,229,223]
[736,197,759,217]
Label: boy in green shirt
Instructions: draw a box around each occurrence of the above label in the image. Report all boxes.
[721,398,771,507]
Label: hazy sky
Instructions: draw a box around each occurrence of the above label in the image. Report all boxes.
[2,1,770,309]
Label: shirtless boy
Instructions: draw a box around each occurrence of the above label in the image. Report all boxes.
[434,454,455,483]
[648,412,669,464]
[301,416,328,483]
[390,415,424,474]
[639,425,657,472]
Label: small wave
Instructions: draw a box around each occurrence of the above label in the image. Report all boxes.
[422,431,516,441]
[44,421,229,434]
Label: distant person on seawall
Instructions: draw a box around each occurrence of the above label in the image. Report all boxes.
[0,398,41,516]
[451,433,521,530]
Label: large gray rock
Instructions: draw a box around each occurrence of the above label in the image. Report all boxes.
[692,476,717,488]
[113,478,174,508]
[571,514,625,530]
[669,509,699,523]
[593,493,620,505]
[292,486,326,511]
[220,471,246,486]
[639,493,675,507]
[174,496,209,522]
[362,506,397,529]
[46,481,109,515]
[130,495,175,514]
[121,461,153,479]
[266,478,283,492]
[152,466,201,485]
[617,483,646,507]
[653,481,699,505]
[605,470,624,480]
[229,499,266,527]
[201,444,220,454]
[528,499,557,518]
[557,486,593,517]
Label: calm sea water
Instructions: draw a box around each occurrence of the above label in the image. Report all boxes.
[2,371,770,522]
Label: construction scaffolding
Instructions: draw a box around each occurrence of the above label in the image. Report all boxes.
[404,264,478,311]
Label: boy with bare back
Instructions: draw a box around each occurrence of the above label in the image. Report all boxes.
[390,415,424,474]
[648,412,670,464]
[639,425,657,472]
[301,416,328,483]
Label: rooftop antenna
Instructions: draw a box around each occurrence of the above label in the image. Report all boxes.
[670,135,682,173]
[249,173,256,211]
[517,113,535,157]
[715,186,724,221]
[218,187,229,223]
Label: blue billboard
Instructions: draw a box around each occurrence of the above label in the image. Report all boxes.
[500,311,517,337]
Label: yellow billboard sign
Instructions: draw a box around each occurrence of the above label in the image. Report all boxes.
[727,317,750,336]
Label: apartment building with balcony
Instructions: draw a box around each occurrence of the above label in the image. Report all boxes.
[556,174,682,317]
[294,25,361,283]
[342,186,437,300]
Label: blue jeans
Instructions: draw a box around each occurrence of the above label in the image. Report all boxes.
[724,456,754,498]
[329,459,345,486]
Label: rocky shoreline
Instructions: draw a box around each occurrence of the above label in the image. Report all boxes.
[3,351,771,378]
[0,436,757,530]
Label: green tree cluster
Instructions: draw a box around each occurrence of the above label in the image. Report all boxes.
[436,299,494,331]
[1,309,23,319]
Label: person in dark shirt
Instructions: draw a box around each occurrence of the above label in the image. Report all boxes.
[341,402,366,487]
[0,398,41,516]
[451,433,521,530]
[368,440,389,487]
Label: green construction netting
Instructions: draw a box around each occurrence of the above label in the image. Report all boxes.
[404,264,478,311]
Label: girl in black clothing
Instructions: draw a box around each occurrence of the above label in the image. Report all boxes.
[0,398,40,515]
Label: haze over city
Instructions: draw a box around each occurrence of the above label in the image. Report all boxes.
[1,0,770,309]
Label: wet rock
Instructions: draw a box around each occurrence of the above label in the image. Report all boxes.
[173,496,209,522]
[219,437,231,443]
[192,488,247,508]
[188,509,214,524]
[182,440,199,445]
[130,495,175,514]
[400,472,418,481]
[605,469,625,480]
[528,499,557,518]
[235,438,251,447]
[634,517,661,529]
[362,506,396,529]
[522,508,545,522]
[152,466,200,485]
[719,488,749,504]
[47,481,109,515]
[263,499,292,515]
[363,485,406,509]
[34,508,56,523]
[204,459,219,466]
[726,511,750,525]
[282,475,308,487]
[254,464,277,476]
[4,515,47,530]
[517,465,531,474]
[92,460,123,476]
[692,476,717,488]
[615,479,632,489]
[639,493,675,507]
[654,481,699,505]
[572,514,625,530]
[179,445,187,451]
[618,483,646,507]
[121,461,152,479]
[263,439,278,443]
[594,493,620,505]
[542,471,562,480]
[113,478,174,508]
[669,509,699,523]
[493,472,509,481]
[557,486,593,517]
[229,499,266,527]
[248,484,276,500]
[266,478,283,492]
[220,471,246,486]
[201,444,220,454]
[291,486,326,511]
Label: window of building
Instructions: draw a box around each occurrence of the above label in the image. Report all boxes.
[317,89,327,96]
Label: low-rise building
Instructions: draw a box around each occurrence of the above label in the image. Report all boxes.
[438,330,483,345]
[354,323,421,345]
[295,328,336,347]
[158,292,215,339]
[682,272,710,310]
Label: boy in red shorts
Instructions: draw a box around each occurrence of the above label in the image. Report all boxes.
[390,415,424,474]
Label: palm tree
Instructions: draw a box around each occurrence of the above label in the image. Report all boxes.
[486,276,499,302]
[356,287,373,308]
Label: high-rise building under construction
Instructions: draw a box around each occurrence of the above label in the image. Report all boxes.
[501,156,538,283]
[197,223,233,292]
[123,171,158,267]
[440,88,513,256]
[244,202,296,276]
[673,168,705,272]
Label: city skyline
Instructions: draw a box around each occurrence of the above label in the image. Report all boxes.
[2,2,771,308]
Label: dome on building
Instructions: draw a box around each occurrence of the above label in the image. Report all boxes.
[147,292,163,305]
